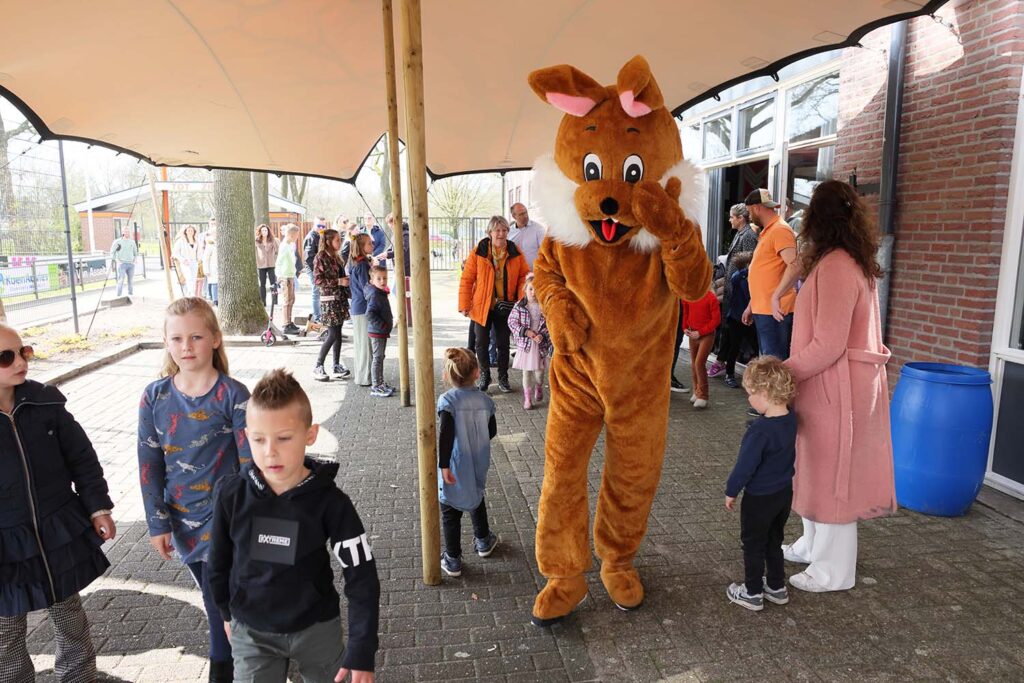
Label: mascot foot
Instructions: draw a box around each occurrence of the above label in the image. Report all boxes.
[600,565,644,611]
[531,576,588,627]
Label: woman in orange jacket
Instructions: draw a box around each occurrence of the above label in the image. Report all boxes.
[458,216,530,393]
[682,289,722,408]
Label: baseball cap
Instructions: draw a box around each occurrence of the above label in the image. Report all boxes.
[744,189,780,208]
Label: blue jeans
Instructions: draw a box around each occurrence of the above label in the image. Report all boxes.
[208,283,219,305]
[306,267,321,321]
[187,561,232,663]
[752,313,793,360]
[115,262,134,296]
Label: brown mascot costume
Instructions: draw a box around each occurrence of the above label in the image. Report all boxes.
[528,56,712,626]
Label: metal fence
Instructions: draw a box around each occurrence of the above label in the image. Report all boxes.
[425,216,493,270]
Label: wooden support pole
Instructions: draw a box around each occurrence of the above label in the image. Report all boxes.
[399,0,440,586]
[145,167,175,302]
[383,0,411,407]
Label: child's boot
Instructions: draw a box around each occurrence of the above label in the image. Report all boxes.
[531,575,588,627]
[534,383,543,403]
[523,387,533,410]
[209,659,233,683]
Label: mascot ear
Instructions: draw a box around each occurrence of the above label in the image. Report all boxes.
[528,65,607,117]
[616,55,664,118]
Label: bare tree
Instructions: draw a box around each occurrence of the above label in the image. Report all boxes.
[214,169,266,333]
[0,116,32,224]
[280,174,308,204]
[252,172,269,230]
[428,174,501,227]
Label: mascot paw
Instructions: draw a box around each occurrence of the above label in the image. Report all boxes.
[632,177,689,243]
[531,576,589,627]
[600,565,645,611]
[547,294,590,354]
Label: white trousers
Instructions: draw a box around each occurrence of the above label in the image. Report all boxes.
[351,314,372,386]
[788,518,858,590]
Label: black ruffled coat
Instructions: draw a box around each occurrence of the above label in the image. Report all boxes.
[0,381,112,616]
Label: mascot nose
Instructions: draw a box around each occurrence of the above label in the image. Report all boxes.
[599,197,619,216]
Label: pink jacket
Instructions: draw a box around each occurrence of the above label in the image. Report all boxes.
[785,249,896,524]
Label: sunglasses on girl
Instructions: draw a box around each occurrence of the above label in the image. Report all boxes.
[0,346,34,368]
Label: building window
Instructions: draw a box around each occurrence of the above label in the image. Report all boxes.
[787,72,839,143]
[786,145,835,217]
[702,114,732,160]
[738,97,775,152]
[682,122,701,162]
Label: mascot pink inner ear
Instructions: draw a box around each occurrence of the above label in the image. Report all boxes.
[619,91,652,118]
[546,93,598,117]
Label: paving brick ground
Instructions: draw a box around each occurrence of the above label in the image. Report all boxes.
[20,272,1024,682]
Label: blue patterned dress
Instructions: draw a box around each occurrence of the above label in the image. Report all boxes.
[137,373,251,563]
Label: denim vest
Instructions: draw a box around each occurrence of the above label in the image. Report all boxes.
[437,387,495,511]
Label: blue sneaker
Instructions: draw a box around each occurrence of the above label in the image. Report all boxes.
[726,582,763,612]
[474,533,499,557]
[441,552,462,577]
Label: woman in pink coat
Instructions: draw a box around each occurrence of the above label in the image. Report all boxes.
[774,180,896,592]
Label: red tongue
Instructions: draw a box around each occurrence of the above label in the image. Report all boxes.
[601,219,617,241]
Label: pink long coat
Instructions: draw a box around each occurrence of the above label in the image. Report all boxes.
[786,249,897,524]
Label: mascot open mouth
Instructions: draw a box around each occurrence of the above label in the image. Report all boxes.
[589,219,632,243]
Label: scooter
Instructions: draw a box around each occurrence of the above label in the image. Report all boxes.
[261,282,288,347]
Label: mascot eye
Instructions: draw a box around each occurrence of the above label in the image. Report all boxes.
[583,153,602,181]
[623,155,644,184]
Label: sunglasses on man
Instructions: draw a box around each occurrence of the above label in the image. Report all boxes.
[0,346,34,368]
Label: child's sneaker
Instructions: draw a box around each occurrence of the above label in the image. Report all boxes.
[474,533,499,557]
[693,398,708,409]
[370,385,390,397]
[707,361,726,378]
[670,377,689,393]
[312,365,330,382]
[763,580,790,605]
[689,393,698,404]
[441,552,462,577]
[331,364,351,379]
[726,583,763,611]
[724,375,739,388]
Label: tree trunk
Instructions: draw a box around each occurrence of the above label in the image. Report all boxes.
[251,172,270,229]
[214,169,266,334]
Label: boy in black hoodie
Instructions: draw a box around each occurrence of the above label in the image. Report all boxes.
[209,370,380,682]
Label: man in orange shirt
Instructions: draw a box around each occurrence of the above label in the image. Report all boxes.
[741,190,797,360]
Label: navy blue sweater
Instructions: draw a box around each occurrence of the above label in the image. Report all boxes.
[728,268,751,322]
[725,411,796,497]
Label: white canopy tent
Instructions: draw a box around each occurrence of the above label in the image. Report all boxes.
[1,0,947,181]
[1,0,949,585]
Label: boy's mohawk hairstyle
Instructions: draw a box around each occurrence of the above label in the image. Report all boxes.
[249,369,313,426]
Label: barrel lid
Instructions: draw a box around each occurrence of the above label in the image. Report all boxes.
[901,362,992,385]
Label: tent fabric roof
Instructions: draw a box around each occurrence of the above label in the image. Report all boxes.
[0,0,948,182]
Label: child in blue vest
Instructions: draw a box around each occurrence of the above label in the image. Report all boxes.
[437,347,499,577]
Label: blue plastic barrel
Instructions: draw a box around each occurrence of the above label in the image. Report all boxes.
[891,363,993,516]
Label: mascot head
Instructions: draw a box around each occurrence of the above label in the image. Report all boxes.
[529,55,699,251]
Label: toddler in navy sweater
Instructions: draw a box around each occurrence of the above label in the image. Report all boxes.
[725,356,797,611]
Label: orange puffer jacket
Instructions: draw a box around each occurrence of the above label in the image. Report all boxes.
[458,238,529,326]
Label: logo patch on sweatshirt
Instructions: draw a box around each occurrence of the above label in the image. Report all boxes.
[250,517,299,565]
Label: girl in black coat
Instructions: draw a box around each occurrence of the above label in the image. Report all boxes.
[0,323,115,682]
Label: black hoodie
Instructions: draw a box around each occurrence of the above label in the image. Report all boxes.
[208,458,380,671]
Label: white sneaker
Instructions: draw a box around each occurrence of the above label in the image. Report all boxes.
[789,571,829,593]
[782,544,809,564]
[689,393,698,404]
[693,398,708,409]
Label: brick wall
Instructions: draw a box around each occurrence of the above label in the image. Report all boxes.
[837,0,1024,372]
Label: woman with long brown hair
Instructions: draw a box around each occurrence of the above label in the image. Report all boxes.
[780,179,896,593]
[312,229,351,382]
[254,224,280,307]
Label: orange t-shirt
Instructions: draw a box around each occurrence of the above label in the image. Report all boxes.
[748,215,797,315]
